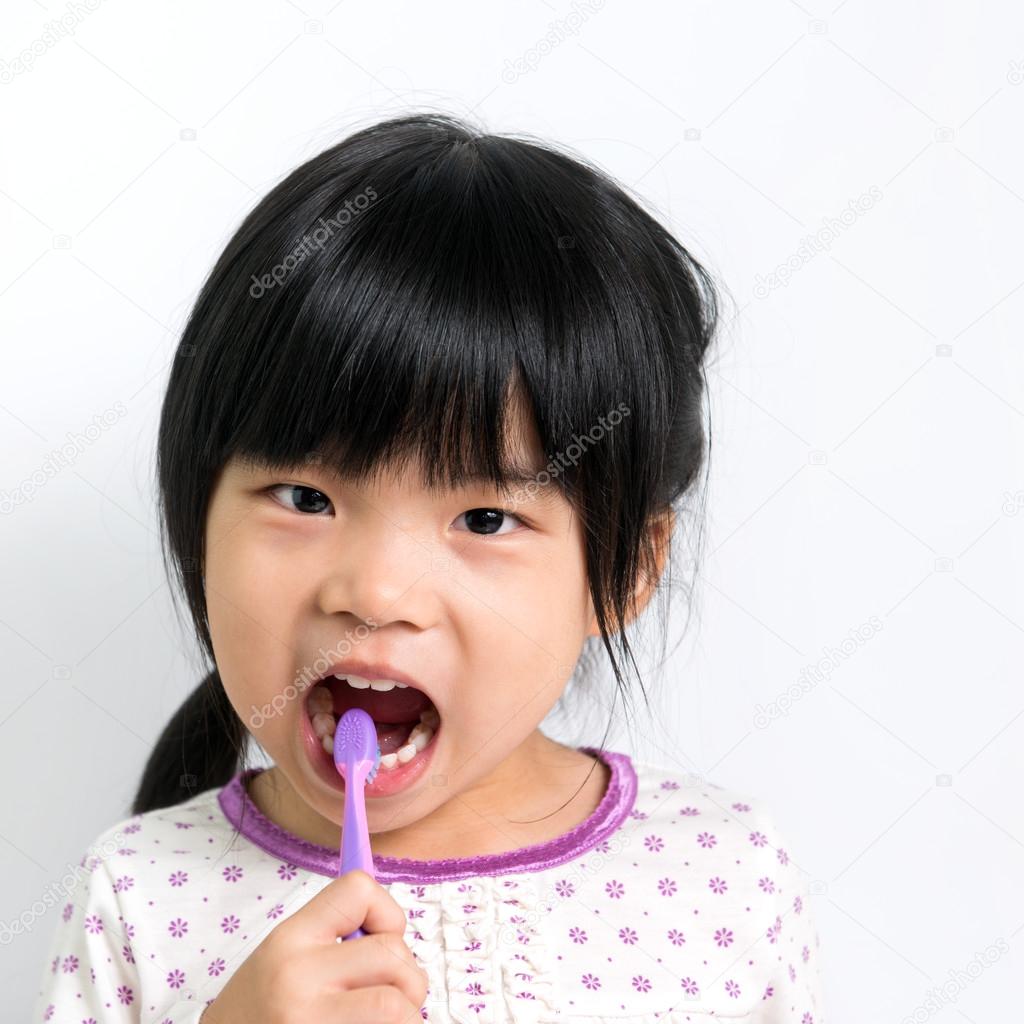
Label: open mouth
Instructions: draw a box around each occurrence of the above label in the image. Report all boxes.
[304,674,441,793]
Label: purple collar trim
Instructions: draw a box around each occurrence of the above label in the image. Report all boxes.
[217,747,637,882]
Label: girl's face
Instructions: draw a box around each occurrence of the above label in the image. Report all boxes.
[202,403,616,846]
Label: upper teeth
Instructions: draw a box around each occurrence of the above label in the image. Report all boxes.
[333,674,408,691]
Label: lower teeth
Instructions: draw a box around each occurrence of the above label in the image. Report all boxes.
[311,690,439,771]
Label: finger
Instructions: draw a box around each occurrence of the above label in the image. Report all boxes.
[310,932,428,1007]
[319,985,425,1024]
[284,870,408,943]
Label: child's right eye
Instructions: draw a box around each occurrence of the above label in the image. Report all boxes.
[266,484,334,516]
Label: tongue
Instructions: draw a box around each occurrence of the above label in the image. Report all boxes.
[375,721,415,755]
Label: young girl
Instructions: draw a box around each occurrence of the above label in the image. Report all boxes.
[34,112,825,1023]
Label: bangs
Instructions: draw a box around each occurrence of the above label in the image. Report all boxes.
[224,208,540,496]
[195,117,685,501]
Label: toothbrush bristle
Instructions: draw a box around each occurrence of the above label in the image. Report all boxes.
[366,745,381,784]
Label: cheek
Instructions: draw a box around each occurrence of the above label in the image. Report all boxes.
[208,516,293,597]
[454,566,589,731]
[204,528,308,713]
[207,509,316,617]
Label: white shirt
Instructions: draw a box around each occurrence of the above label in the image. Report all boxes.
[34,749,826,1022]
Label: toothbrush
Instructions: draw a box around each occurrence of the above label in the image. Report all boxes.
[333,707,381,940]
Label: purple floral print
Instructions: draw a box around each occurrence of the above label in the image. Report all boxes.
[32,751,824,1023]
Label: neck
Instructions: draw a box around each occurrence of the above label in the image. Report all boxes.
[248,730,611,861]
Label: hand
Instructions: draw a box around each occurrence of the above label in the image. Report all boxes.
[199,869,428,1023]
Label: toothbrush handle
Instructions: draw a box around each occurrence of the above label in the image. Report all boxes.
[341,768,374,874]
[340,764,374,941]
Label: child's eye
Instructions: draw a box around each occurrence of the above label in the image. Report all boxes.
[453,508,526,536]
[267,484,334,516]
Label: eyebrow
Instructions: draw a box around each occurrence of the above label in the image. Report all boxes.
[464,466,563,509]
[420,462,564,511]
[458,461,549,487]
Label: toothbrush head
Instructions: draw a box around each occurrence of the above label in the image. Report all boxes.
[333,707,381,786]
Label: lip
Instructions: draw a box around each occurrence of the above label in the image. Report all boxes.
[300,695,442,799]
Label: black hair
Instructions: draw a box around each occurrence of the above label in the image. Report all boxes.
[132,110,723,817]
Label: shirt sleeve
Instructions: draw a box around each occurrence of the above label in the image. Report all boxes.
[32,842,143,1023]
[754,816,827,1023]
[31,836,210,1024]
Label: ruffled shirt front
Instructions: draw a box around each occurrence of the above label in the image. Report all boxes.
[33,748,826,1022]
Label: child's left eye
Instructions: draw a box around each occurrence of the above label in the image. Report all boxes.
[267,484,333,515]
[453,508,526,536]
[266,485,526,536]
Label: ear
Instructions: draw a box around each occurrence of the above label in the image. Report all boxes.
[585,509,674,638]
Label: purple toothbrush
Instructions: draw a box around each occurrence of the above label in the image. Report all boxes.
[333,707,381,941]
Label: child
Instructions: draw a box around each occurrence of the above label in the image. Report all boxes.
[34,112,825,1023]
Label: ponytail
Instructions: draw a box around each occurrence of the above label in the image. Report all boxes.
[131,668,247,814]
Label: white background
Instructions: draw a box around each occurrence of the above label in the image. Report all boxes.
[2,1,1022,1020]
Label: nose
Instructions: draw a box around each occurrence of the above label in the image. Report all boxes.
[315,511,441,629]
